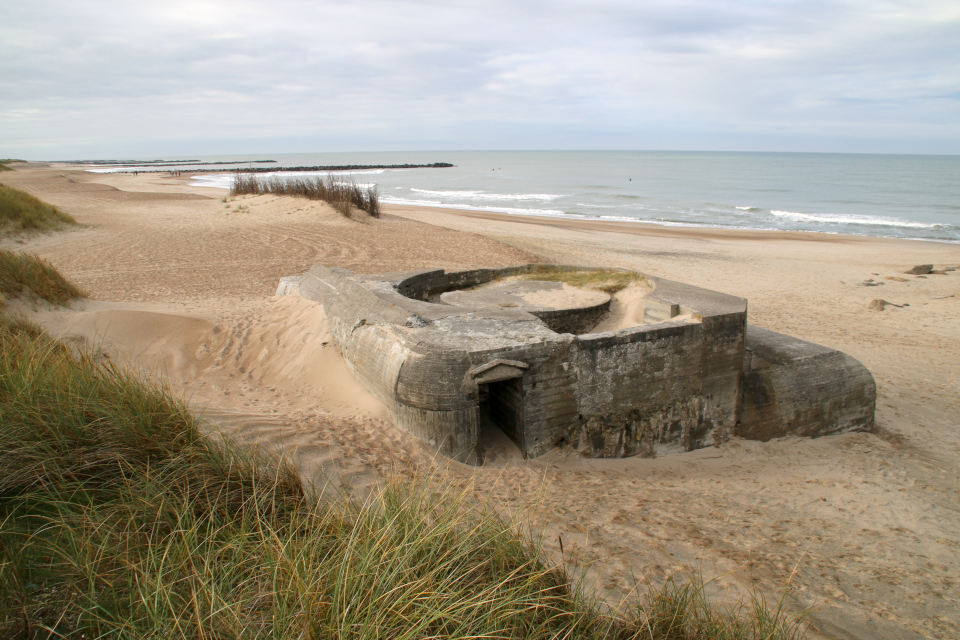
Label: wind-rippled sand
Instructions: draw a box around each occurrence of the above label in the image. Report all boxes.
[3,165,959,640]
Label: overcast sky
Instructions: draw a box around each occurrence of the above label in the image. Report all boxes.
[2,0,958,158]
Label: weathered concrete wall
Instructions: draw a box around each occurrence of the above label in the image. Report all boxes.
[569,277,747,459]
[396,266,529,300]
[484,340,581,458]
[531,302,611,335]
[575,322,704,458]
[287,264,874,465]
[739,325,875,440]
[299,266,480,462]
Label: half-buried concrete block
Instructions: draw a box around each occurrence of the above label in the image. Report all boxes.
[739,325,876,441]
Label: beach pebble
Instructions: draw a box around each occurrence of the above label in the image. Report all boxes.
[868,299,887,311]
[905,264,934,275]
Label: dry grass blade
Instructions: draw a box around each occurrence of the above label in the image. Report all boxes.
[0,248,85,308]
[231,173,382,219]
[0,159,25,172]
[0,184,78,234]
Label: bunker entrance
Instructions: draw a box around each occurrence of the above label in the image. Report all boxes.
[479,377,524,450]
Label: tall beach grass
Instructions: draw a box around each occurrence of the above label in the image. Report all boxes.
[0,248,84,309]
[0,159,26,172]
[0,255,810,639]
[0,184,78,234]
[0,323,597,637]
[231,173,382,218]
[0,326,811,639]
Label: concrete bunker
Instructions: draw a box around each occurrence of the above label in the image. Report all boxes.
[480,377,524,446]
[278,264,876,464]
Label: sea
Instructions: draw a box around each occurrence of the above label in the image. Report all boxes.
[83,151,960,243]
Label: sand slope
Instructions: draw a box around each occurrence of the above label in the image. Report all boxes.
[3,165,959,639]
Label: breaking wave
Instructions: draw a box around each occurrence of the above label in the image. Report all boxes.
[409,188,561,201]
[770,210,948,229]
[380,197,565,217]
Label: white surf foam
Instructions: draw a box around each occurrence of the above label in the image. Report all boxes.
[189,174,234,189]
[770,210,946,229]
[409,188,561,201]
[381,197,565,217]
[86,166,142,173]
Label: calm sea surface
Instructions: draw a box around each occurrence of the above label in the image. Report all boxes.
[86,151,960,243]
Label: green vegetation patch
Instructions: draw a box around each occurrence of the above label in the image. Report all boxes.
[519,265,647,294]
[0,327,810,639]
[0,260,808,639]
[0,324,594,637]
[0,183,78,233]
[232,173,382,218]
[0,160,25,172]
[0,248,84,308]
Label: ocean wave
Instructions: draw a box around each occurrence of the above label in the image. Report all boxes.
[381,197,565,217]
[770,210,947,229]
[736,206,761,211]
[574,202,620,209]
[264,169,386,177]
[190,174,233,189]
[409,188,560,201]
[87,166,149,173]
[383,197,754,230]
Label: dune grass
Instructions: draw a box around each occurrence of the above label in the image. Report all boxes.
[0,248,84,309]
[231,173,382,219]
[0,325,811,639]
[0,324,595,638]
[0,184,78,234]
[0,159,26,172]
[0,260,809,639]
[519,266,646,294]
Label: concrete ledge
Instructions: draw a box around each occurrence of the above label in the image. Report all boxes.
[739,325,876,440]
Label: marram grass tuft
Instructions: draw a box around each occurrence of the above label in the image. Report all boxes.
[231,173,382,218]
[0,248,84,308]
[0,184,78,234]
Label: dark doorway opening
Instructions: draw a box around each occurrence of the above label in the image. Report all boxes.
[478,377,524,463]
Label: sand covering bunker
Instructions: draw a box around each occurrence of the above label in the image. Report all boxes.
[19,295,388,422]
[281,263,877,464]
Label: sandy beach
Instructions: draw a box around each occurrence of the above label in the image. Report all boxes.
[2,164,959,640]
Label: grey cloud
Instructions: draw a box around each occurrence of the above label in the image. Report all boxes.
[1,0,958,156]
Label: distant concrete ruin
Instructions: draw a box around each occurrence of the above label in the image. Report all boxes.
[278,264,876,464]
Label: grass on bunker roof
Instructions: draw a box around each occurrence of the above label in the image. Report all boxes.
[518,265,647,294]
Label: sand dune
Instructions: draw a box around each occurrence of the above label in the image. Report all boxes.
[2,165,959,639]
